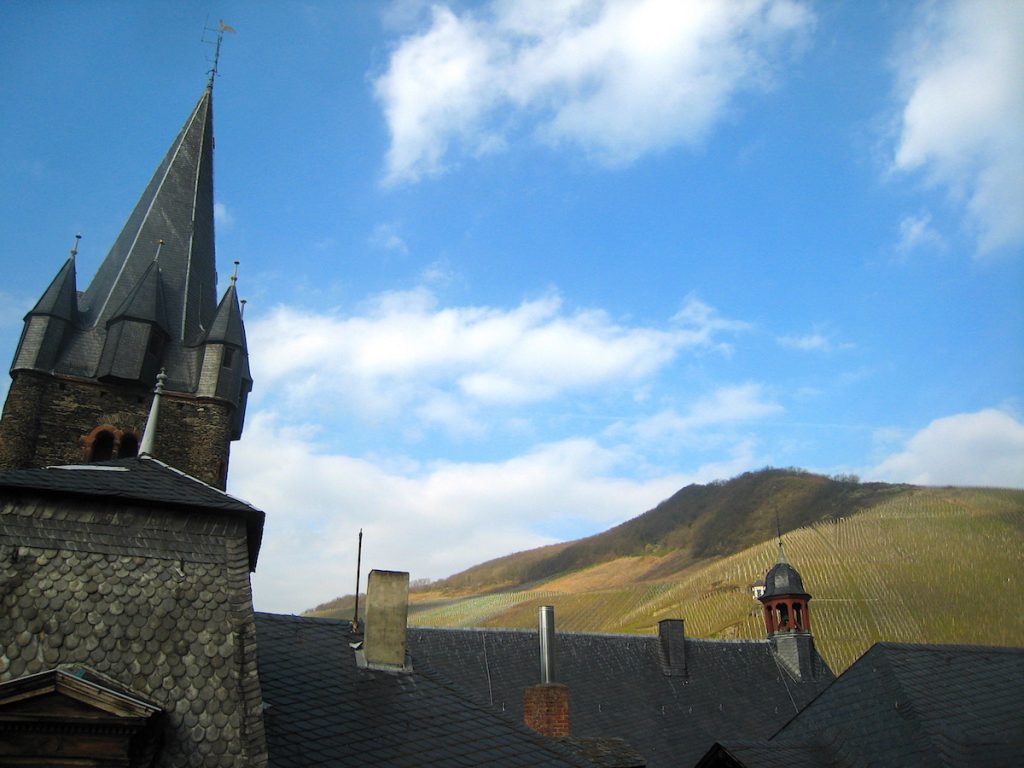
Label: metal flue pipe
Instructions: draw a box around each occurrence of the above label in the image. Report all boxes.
[538,605,556,684]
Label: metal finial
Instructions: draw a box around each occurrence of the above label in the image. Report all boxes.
[154,239,165,263]
[70,233,81,261]
[206,19,236,89]
[230,260,239,286]
[240,299,247,319]
[775,511,787,563]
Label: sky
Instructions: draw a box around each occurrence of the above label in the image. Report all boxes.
[1,1,1022,614]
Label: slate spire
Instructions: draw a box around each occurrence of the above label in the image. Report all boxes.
[1,80,250,489]
[81,88,217,348]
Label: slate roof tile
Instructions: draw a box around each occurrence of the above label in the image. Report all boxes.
[255,613,597,768]
[406,627,833,768]
[706,643,1024,768]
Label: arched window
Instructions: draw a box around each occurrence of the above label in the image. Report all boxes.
[118,432,139,458]
[90,430,115,461]
[793,602,803,630]
[776,603,789,629]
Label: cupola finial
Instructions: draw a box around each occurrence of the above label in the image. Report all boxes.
[230,260,239,287]
[240,298,247,319]
[775,511,787,563]
[70,233,81,261]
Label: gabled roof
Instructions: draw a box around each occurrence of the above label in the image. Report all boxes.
[0,455,263,568]
[0,665,162,721]
[254,613,598,768]
[407,626,833,768]
[701,643,1024,767]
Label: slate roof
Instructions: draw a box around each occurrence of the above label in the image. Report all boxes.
[702,643,1024,767]
[26,256,77,322]
[0,456,263,568]
[254,613,600,768]
[406,626,834,768]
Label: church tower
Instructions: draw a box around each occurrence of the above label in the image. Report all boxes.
[0,83,250,489]
[758,540,819,680]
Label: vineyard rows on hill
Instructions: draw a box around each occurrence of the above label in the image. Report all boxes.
[407,487,1023,673]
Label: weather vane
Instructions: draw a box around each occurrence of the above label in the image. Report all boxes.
[203,18,236,88]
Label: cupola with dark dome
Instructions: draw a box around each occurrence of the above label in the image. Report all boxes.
[758,539,819,680]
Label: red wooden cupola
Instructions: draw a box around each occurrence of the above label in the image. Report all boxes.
[758,541,812,635]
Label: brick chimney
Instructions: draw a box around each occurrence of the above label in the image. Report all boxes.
[524,683,570,738]
[523,605,570,738]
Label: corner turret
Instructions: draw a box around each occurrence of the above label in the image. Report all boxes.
[10,239,79,373]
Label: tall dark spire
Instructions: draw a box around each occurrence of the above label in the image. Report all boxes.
[1,81,250,489]
[80,89,217,352]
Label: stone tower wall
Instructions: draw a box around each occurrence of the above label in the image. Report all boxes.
[0,492,267,767]
[0,371,234,489]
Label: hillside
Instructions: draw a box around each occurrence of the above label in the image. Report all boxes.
[306,470,1024,672]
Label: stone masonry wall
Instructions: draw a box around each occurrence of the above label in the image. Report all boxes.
[0,371,234,488]
[0,494,267,766]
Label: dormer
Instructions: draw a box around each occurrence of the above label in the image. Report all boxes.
[96,257,170,385]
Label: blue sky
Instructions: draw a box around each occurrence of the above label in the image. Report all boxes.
[1,1,1022,613]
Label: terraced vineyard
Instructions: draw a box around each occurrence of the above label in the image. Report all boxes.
[403,486,1023,673]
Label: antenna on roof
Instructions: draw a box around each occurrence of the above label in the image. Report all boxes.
[352,529,364,634]
[70,233,81,261]
[203,18,236,89]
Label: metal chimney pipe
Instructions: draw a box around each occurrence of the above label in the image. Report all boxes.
[538,605,556,684]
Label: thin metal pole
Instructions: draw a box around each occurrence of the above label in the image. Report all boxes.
[352,529,363,633]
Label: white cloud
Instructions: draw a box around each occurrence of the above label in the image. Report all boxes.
[369,222,410,255]
[777,333,830,351]
[376,0,814,183]
[895,212,946,255]
[237,412,687,612]
[867,409,1024,488]
[247,288,743,434]
[892,0,1024,255]
[619,382,782,444]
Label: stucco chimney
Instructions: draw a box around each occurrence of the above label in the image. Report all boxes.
[360,569,409,670]
[523,605,569,738]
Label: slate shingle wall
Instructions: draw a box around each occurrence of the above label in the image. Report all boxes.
[0,493,267,766]
[0,370,234,488]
